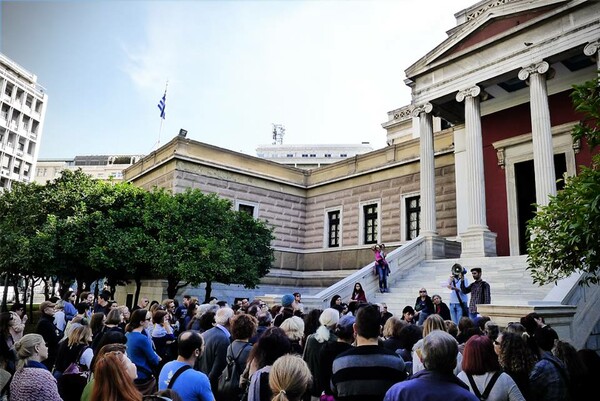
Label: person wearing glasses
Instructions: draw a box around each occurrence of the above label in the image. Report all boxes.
[125,309,161,395]
[414,289,434,326]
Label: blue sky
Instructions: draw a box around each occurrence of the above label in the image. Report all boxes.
[1,0,476,159]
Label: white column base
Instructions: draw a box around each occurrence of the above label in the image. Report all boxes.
[423,235,447,259]
[460,230,497,258]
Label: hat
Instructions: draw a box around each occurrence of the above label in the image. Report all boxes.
[470,267,482,273]
[39,301,56,311]
[335,315,356,340]
[281,294,294,307]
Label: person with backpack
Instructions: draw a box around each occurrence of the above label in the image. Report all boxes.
[217,314,256,401]
[458,335,525,401]
[158,331,213,401]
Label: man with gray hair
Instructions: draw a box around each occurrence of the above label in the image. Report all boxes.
[384,331,478,401]
[195,307,234,391]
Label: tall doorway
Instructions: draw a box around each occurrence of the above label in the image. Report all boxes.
[514,153,567,254]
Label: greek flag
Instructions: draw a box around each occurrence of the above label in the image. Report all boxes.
[157,92,166,119]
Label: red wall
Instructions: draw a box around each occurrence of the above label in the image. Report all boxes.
[480,90,590,255]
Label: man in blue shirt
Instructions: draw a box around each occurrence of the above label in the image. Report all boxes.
[159,331,214,401]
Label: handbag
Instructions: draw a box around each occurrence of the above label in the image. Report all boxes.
[57,346,91,401]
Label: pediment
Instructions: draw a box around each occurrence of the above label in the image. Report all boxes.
[405,0,571,78]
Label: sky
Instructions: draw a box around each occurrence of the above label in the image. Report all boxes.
[1,0,477,159]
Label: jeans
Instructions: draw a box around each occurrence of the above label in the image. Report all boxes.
[417,311,429,325]
[449,303,466,324]
[377,266,388,290]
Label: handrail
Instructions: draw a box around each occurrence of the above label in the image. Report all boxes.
[271,236,428,311]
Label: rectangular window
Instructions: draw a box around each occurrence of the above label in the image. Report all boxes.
[4,84,13,98]
[406,196,421,240]
[238,204,255,216]
[327,210,340,247]
[363,204,378,244]
[12,159,21,174]
[25,95,32,108]
[35,100,42,113]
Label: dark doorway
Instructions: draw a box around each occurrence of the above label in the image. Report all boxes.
[515,153,567,254]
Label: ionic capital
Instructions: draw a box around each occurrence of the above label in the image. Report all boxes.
[455,85,481,103]
[518,61,550,81]
[411,102,433,117]
[584,40,600,57]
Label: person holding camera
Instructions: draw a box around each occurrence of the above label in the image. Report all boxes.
[447,264,470,324]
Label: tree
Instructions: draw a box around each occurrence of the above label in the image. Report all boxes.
[151,189,274,300]
[527,75,600,285]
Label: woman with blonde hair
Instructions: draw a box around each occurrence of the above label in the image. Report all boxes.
[412,314,463,376]
[279,316,305,355]
[269,354,312,401]
[10,333,62,400]
[55,323,94,401]
[302,308,339,400]
[90,346,142,401]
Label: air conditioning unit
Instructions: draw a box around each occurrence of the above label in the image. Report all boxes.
[1,170,9,177]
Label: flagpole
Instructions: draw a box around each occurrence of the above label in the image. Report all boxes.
[154,80,168,152]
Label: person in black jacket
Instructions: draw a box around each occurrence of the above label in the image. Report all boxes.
[432,294,451,321]
[414,288,434,326]
[35,300,62,371]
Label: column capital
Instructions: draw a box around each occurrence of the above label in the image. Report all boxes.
[518,61,550,81]
[411,102,433,117]
[455,85,481,102]
[584,40,600,56]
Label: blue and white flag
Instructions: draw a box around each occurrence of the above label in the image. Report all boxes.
[157,92,166,119]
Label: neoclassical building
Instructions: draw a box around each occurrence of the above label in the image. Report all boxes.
[395,0,598,258]
[122,0,599,310]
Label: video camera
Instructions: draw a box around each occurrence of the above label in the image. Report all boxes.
[451,263,467,278]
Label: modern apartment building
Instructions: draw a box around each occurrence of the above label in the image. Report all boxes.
[0,52,47,189]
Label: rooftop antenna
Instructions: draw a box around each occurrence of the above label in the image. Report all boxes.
[272,124,285,145]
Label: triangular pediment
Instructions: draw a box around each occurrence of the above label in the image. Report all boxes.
[405,0,571,78]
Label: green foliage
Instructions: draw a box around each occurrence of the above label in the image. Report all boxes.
[0,170,274,300]
[527,75,600,285]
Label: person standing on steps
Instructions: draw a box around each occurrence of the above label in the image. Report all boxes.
[372,245,390,293]
[447,264,469,324]
[460,268,491,320]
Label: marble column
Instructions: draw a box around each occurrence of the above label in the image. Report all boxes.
[518,61,556,206]
[412,103,445,258]
[456,86,497,257]
[583,40,600,74]
[412,103,436,237]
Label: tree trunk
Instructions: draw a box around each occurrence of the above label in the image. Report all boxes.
[29,278,36,323]
[134,278,142,308]
[22,276,29,306]
[166,276,178,299]
[1,274,9,312]
[204,280,212,304]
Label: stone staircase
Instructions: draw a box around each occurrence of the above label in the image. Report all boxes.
[369,256,555,316]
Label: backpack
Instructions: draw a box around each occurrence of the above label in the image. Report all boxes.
[465,371,502,401]
[57,345,91,401]
[217,342,251,401]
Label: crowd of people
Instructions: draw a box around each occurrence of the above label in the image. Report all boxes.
[0,283,596,401]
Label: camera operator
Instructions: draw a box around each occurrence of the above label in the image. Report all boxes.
[446,264,469,324]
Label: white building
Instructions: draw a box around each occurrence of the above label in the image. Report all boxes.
[35,154,143,184]
[255,143,373,169]
[0,52,47,189]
